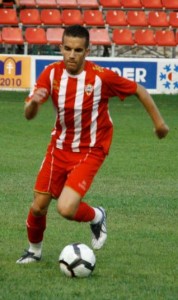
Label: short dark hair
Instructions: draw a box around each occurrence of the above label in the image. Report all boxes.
[62,25,90,48]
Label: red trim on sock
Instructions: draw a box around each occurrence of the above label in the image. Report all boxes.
[73,202,95,222]
[26,209,46,243]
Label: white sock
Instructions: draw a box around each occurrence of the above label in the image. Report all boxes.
[29,242,42,257]
[90,207,102,224]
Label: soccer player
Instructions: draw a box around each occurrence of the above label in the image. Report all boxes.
[16,25,169,263]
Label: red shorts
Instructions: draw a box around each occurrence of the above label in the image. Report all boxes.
[34,144,106,198]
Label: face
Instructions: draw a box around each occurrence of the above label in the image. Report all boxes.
[61,35,90,75]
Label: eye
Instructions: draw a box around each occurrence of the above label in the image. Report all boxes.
[75,48,83,53]
[64,46,71,51]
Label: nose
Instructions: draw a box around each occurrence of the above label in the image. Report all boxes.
[69,49,75,58]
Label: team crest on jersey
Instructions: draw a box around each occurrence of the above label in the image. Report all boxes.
[92,65,104,72]
[85,84,94,96]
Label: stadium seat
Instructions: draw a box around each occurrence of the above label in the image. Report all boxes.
[46,28,64,44]
[141,0,163,9]
[162,0,178,10]
[155,30,176,46]
[36,0,57,7]
[83,10,105,26]
[99,0,121,8]
[2,27,24,45]
[134,29,156,45]
[120,0,142,8]
[127,10,148,27]
[56,0,77,8]
[169,11,178,27]
[25,27,47,44]
[106,10,127,27]
[19,0,36,7]
[0,31,2,44]
[112,28,134,45]
[77,0,99,9]
[41,9,62,25]
[19,9,41,25]
[0,8,18,25]
[89,28,111,45]
[61,9,83,25]
[148,11,169,27]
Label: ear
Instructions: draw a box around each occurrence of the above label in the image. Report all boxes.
[60,44,63,54]
[85,47,90,57]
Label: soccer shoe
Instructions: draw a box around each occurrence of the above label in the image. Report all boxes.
[90,207,107,250]
[16,250,41,264]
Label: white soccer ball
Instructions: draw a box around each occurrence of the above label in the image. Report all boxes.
[59,243,96,278]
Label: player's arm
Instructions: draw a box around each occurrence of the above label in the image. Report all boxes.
[135,84,169,139]
[24,88,48,120]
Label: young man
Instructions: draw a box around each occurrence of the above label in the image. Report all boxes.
[16,25,169,263]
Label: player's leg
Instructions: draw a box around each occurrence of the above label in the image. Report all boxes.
[57,150,107,250]
[16,193,52,264]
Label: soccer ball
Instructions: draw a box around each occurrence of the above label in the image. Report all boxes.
[59,243,96,278]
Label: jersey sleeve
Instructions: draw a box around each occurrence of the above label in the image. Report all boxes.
[25,64,53,104]
[103,68,137,100]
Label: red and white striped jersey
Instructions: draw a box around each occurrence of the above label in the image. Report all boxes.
[26,60,137,154]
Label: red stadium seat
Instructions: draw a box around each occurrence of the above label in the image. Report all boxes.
[141,0,163,9]
[120,0,142,8]
[36,0,57,8]
[99,0,121,8]
[83,10,105,26]
[2,27,24,44]
[134,29,156,45]
[25,27,47,44]
[56,0,77,8]
[46,28,64,44]
[127,10,148,27]
[148,11,169,27]
[61,9,83,25]
[19,0,36,7]
[77,0,99,8]
[41,9,62,25]
[169,11,178,27]
[19,9,41,25]
[112,28,134,45]
[89,28,111,45]
[162,0,178,10]
[0,8,18,25]
[155,30,176,46]
[106,10,127,27]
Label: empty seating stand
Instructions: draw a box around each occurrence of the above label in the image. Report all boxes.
[19,9,41,25]
[99,0,121,8]
[1,0,178,58]
[41,9,62,25]
[61,9,84,25]
[106,10,127,27]
[0,8,18,25]
[83,10,105,26]
[46,27,64,44]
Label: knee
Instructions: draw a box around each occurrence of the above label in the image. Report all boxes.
[31,193,51,216]
[31,204,47,216]
[57,202,76,220]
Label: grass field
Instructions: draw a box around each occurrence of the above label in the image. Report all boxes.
[0,91,177,300]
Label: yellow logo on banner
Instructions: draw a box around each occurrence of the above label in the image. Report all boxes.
[0,56,31,89]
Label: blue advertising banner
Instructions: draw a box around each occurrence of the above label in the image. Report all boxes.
[35,58,157,90]
[33,56,178,94]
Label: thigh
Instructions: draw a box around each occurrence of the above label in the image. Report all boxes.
[34,144,67,199]
[65,150,106,197]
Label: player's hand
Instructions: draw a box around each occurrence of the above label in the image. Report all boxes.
[31,88,48,104]
[154,123,169,139]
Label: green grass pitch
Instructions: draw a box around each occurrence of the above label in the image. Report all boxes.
[0,91,177,300]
